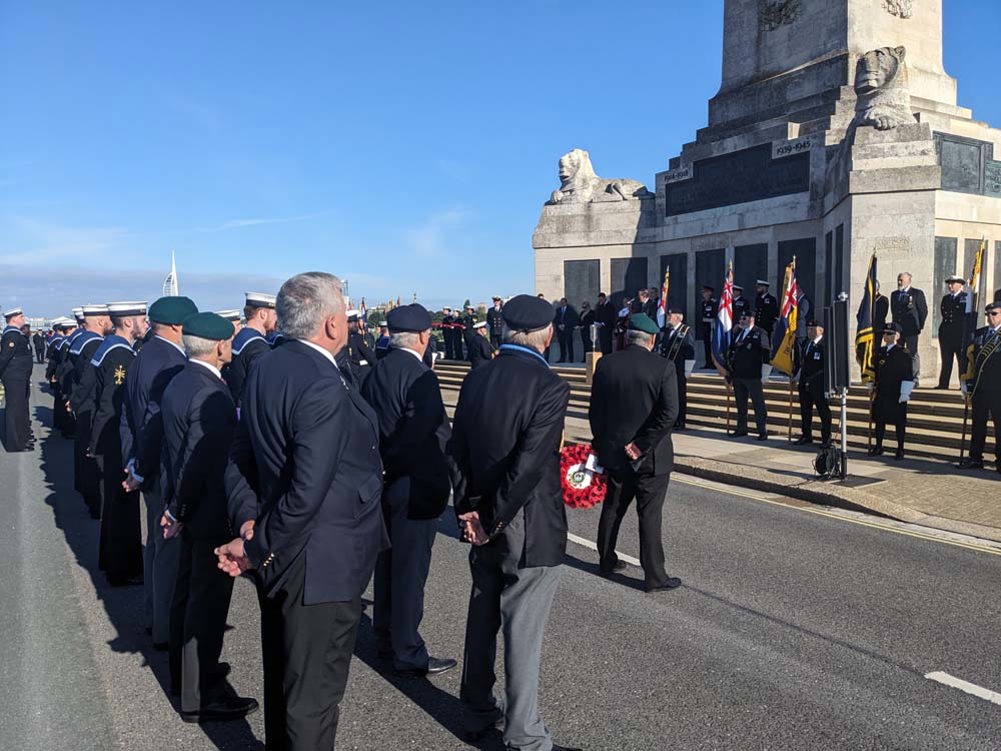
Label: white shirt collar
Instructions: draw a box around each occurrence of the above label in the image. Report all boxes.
[900,286,911,293]
[154,334,186,356]
[397,346,423,363]
[812,335,823,345]
[886,343,895,352]
[190,358,222,380]
[298,338,338,367]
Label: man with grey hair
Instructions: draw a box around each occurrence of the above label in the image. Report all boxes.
[449,294,579,751]
[218,272,388,751]
[890,271,927,378]
[360,303,455,678]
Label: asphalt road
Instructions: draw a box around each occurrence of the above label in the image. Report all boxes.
[2,364,1000,750]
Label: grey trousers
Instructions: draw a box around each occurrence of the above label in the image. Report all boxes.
[734,377,768,435]
[142,482,180,644]
[373,477,437,671]
[461,516,562,751]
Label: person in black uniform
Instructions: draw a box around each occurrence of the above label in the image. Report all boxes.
[121,295,199,648]
[869,323,915,460]
[754,280,779,338]
[728,311,772,440]
[359,304,455,678]
[460,305,477,353]
[890,272,927,378]
[215,309,243,386]
[160,312,258,723]
[591,312,680,593]
[1,308,34,452]
[486,296,505,349]
[553,298,578,363]
[659,309,696,430]
[218,272,387,751]
[594,292,615,355]
[46,318,74,436]
[227,292,277,407]
[346,310,378,384]
[448,294,579,751]
[440,307,457,360]
[32,329,46,363]
[874,282,889,335]
[793,319,832,446]
[579,301,596,357]
[699,286,717,369]
[466,321,495,369]
[69,305,113,517]
[90,302,148,586]
[374,321,391,360]
[937,275,968,389]
[959,303,1001,472]
[732,285,751,320]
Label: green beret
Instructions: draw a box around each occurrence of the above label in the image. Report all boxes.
[182,312,235,341]
[628,313,660,335]
[149,296,199,325]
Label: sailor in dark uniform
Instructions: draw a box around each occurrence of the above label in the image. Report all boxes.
[732,285,751,320]
[868,322,915,461]
[215,309,243,387]
[69,305,113,517]
[44,320,67,433]
[727,310,772,440]
[121,295,199,647]
[441,307,457,360]
[160,312,258,722]
[959,303,1001,473]
[793,319,832,446]
[937,275,968,389]
[346,310,378,384]
[659,308,696,430]
[226,292,277,407]
[374,321,391,360]
[0,308,34,452]
[32,329,46,363]
[466,321,495,369]
[47,317,77,436]
[699,286,717,369]
[486,297,505,349]
[359,304,456,678]
[89,302,148,586]
[754,280,779,338]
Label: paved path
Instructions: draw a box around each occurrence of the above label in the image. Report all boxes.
[3,364,1001,750]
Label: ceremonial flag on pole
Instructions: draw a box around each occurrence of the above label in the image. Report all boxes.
[962,238,989,381]
[855,251,878,383]
[656,267,670,329]
[711,263,734,376]
[771,258,799,376]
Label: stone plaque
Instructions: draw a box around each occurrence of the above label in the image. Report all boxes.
[659,254,689,315]
[772,135,816,160]
[610,257,648,309]
[734,243,769,294]
[933,237,958,337]
[985,160,1001,199]
[935,133,989,195]
[664,166,693,184]
[664,144,810,216]
[564,260,600,310]
[777,237,817,305]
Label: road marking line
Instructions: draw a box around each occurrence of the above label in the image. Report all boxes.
[566,532,641,567]
[925,672,1001,706]
[673,476,1001,557]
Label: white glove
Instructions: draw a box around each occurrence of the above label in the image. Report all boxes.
[864,382,875,393]
[961,382,968,397]
[684,359,696,379]
[899,380,915,403]
[761,364,773,382]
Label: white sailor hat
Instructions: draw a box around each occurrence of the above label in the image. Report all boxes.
[346,309,362,322]
[245,292,277,309]
[4,307,24,318]
[473,321,487,329]
[82,304,110,316]
[72,307,85,320]
[756,279,770,287]
[215,309,243,322]
[107,301,148,317]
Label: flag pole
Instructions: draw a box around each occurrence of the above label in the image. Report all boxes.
[726,382,732,434]
[958,395,971,464]
[788,376,794,442]
[867,390,874,453]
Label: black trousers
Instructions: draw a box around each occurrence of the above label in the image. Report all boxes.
[35,349,45,364]
[599,328,613,355]
[938,335,964,388]
[969,390,1001,463]
[597,468,672,589]
[259,555,361,751]
[733,378,768,435]
[581,332,593,356]
[799,386,832,444]
[902,334,920,379]
[169,535,235,711]
[98,453,143,584]
[701,323,713,368]
[490,334,502,349]
[557,332,574,362]
[1,376,31,451]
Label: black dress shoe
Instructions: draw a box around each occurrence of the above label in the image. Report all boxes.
[598,560,628,576]
[958,458,984,470]
[867,446,884,457]
[395,656,457,678]
[731,429,748,438]
[646,577,682,593]
[894,449,905,461]
[756,432,769,442]
[180,696,259,723]
[793,436,812,446]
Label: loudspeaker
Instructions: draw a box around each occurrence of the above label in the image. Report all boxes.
[824,298,850,395]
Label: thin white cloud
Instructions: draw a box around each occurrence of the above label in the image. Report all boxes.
[0,217,128,264]
[194,210,333,233]
[404,208,471,258]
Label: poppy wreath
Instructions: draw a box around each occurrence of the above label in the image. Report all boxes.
[560,443,607,509]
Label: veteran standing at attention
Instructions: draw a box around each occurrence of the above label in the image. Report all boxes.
[448,294,580,751]
[868,322,915,461]
[360,304,456,678]
[590,313,681,592]
[727,310,772,441]
[218,272,387,751]
[226,292,277,407]
[0,308,34,452]
[959,302,1001,473]
[794,319,832,447]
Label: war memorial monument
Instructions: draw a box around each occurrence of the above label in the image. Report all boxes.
[533,0,1001,378]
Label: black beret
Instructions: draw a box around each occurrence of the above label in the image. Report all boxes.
[883,322,902,333]
[149,296,199,325]
[740,309,755,319]
[628,313,660,335]
[386,304,432,333]
[986,302,1001,312]
[806,319,822,327]
[502,294,554,332]
[667,307,685,316]
[182,312,235,341]
[702,285,715,292]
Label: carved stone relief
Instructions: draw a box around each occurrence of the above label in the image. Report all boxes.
[882,0,914,19]
[759,0,802,32]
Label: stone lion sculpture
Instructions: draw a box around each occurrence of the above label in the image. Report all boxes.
[854,46,914,130]
[548,149,651,205]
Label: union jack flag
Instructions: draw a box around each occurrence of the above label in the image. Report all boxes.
[711,263,734,374]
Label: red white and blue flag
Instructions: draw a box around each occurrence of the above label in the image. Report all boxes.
[656,267,670,329]
[711,264,734,375]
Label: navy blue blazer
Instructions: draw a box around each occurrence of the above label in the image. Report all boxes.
[225,339,389,605]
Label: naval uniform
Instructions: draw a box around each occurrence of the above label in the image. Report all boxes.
[45,335,66,432]
[0,325,33,451]
[965,326,1001,468]
[795,336,832,445]
[659,323,695,429]
[871,344,913,455]
[347,330,377,384]
[890,286,928,376]
[89,335,143,585]
[732,295,751,322]
[32,332,46,363]
[68,331,105,517]
[937,291,967,389]
[360,347,451,672]
[466,331,494,369]
[486,307,505,349]
[728,326,772,437]
[226,327,271,407]
[755,292,779,337]
[121,335,188,643]
[700,296,718,368]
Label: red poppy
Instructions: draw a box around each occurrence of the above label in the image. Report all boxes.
[560,443,607,509]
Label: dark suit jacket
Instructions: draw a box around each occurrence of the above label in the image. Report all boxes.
[874,294,889,334]
[589,345,679,476]
[553,306,579,335]
[448,346,570,568]
[595,300,616,329]
[162,362,238,540]
[890,288,928,336]
[225,339,388,605]
[465,332,494,368]
[795,337,826,399]
[227,328,271,405]
[360,348,451,519]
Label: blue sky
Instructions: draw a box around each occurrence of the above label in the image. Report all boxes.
[2,1,999,316]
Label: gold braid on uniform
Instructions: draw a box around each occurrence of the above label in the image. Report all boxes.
[971,335,1001,397]
[662,324,690,363]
